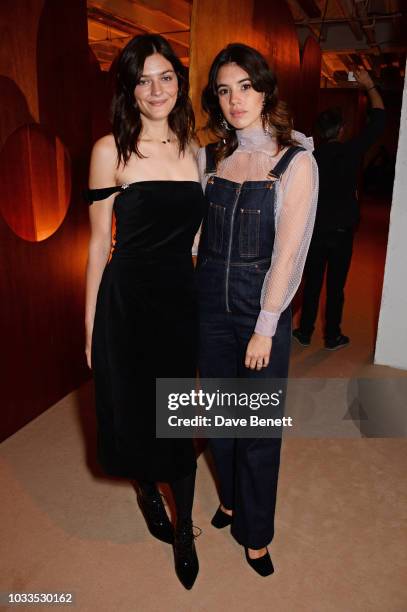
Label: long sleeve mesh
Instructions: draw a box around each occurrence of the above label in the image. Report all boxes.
[197,128,318,336]
[256,151,318,336]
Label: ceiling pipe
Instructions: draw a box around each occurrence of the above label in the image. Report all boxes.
[294,13,405,25]
[336,0,364,40]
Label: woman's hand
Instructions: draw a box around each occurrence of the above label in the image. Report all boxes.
[245,333,272,370]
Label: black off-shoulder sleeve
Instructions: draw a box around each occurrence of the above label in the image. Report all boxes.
[84,185,126,204]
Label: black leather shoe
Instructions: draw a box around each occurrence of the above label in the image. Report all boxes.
[173,519,199,590]
[211,506,233,529]
[324,334,350,351]
[137,491,174,544]
[245,548,274,577]
[292,328,311,347]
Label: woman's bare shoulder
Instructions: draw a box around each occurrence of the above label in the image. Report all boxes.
[89,134,118,187]
[92,134,117,160]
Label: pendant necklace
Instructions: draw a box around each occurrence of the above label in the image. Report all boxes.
[141,135,173,145]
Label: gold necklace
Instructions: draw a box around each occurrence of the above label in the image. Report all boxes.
[141,136,173,145]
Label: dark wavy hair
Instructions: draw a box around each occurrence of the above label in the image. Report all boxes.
[111,34,194,165]
[202,43,296,165]
[315,107,344,142]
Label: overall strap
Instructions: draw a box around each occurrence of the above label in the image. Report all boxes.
[267,145,305,180]
[205,142,218,174]
[84,185,127,204]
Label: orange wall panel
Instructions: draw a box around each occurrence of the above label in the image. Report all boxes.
[298,36,322,134]
[0,0,92,442]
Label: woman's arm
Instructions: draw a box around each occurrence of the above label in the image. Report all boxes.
[85,136,117,368]
[191,147,207,257]
[245,151,318,369]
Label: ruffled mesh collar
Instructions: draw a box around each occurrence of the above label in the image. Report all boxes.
[236,127,276,152]
[236,126,314,153]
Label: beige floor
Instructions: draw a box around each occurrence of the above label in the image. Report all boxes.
[1,198,406,612]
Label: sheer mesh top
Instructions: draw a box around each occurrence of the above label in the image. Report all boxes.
[196,127,319,337]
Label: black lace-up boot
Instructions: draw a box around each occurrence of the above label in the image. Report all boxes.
[137,488,174,544]
[173,519,199,589]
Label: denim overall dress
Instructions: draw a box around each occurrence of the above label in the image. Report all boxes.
[197,144,305,548]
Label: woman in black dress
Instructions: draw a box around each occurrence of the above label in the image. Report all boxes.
[85,34,205,590]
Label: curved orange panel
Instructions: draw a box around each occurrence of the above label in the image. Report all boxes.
[0,76,34,150]
[0,123,71,241]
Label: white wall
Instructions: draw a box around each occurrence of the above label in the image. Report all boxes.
[375,64,407,370]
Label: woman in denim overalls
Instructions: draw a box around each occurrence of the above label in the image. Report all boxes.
[196,44,318,576]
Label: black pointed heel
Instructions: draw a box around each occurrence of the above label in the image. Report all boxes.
[211,505,233,529]
[137,491,174,544]
[245,548,274,577]
[173,519,200,590]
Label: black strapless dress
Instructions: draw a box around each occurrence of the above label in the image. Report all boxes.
[87,181,206,482]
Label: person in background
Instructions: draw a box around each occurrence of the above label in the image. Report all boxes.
[293,67,385,350]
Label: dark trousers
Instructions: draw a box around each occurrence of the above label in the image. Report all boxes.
[299,228,354,339]
[199,308,291,548]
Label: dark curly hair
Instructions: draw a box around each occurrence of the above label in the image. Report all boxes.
[111,34,195,165]
[201,43,296,165]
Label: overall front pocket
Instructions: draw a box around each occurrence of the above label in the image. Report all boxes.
[239,208,261,257]
[207,202,226,254]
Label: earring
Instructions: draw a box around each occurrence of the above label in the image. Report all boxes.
[262,121,272,136]
[219,116,232,131]
[261,98,271,136]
